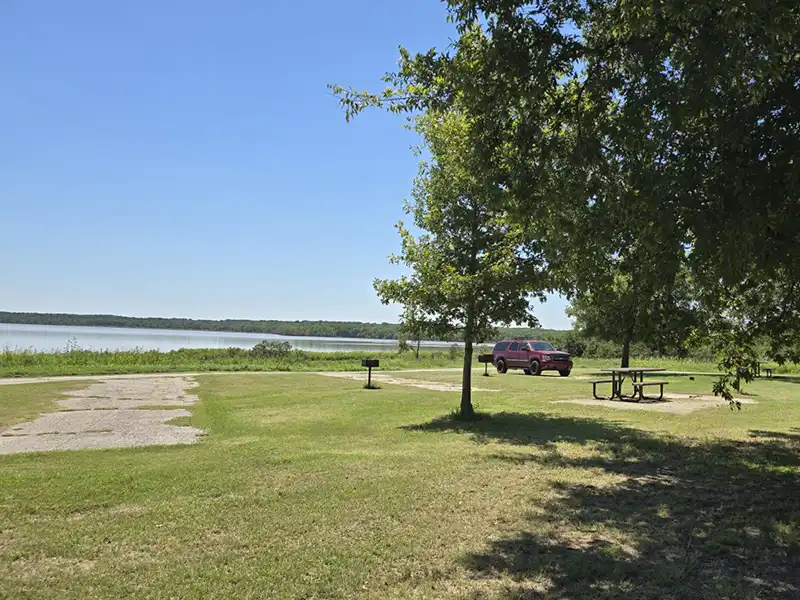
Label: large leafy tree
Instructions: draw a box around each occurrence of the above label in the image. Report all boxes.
[374,110,544,418]
[336,0,800,398]
[450,0,800,391]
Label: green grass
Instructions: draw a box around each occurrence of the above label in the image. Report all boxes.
[0,382,84,428]
[1,372,798,598]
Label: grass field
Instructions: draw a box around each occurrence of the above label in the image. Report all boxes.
[1,371,798,599]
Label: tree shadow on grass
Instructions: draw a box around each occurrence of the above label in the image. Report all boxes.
[765,375,800,384]
[402,411,634,449]
[749,428,800,443]
[407,412,800,599]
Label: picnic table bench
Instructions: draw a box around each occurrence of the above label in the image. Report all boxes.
[592,367,668,401]
[632,380,669,401]
[589,378,615,399]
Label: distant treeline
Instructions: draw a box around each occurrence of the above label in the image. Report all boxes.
[2,312,404,339]
[1,311,721,361]
[0,311,564,343]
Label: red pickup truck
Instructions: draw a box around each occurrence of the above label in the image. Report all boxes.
[492,340,573,376]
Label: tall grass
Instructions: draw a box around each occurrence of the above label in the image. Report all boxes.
[0,346,467,377]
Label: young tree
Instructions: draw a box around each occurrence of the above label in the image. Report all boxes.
[397,304,430,360]
[568,267,698,368]
[375,110,543,418]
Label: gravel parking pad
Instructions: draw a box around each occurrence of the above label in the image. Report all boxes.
[0,377,203,455]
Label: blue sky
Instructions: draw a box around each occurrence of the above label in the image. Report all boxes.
[1,0,571,329]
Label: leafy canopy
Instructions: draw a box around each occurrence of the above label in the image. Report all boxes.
[335,0,800,398]
[569,265,698,359]
[374,109,544,342]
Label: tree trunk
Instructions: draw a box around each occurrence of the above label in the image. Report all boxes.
[621,327,633,368]
[460,338,475,419]
[461,205,479,420]
[415,337,421,360]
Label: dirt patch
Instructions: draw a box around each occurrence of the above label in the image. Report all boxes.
[319,372,498,392]
[0,377,203,455]
[554,393,756,415]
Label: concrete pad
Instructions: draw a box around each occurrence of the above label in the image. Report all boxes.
[0,376,203,455]
[554,394,755,415]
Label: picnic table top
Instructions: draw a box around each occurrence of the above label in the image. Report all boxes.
[600,367,666,374]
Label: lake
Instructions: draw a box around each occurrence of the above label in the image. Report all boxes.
[0,323,455,353]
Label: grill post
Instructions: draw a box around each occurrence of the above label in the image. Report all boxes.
[361,359,380,389]
[477,354,493,376]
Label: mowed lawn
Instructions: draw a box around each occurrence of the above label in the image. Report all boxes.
[1,372,799,599]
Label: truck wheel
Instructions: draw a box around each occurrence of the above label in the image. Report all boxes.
[496,359,508,374]
[559,370,571,377]
[529,360,541,376]
[523,369,532,375]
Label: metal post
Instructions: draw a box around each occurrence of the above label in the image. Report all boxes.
[361,359,379,389]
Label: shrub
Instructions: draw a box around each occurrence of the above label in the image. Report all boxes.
[448,344,461,361]
[249,341,292,359]
[563,332,586,357]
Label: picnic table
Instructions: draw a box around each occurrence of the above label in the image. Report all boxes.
[756,362,776,378]
[590,367,668,401]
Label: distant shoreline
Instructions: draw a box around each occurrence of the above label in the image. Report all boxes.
[0,312,567,341]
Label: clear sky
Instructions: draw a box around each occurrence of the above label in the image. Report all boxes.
[1,0,571,329]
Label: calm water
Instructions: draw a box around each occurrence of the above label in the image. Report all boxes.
[0,323,455,353]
